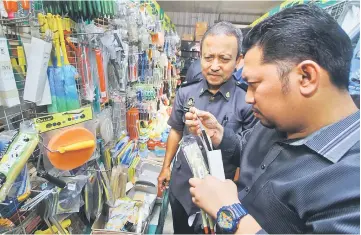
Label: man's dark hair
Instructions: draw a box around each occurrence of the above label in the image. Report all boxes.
[201,21,242,58]
[242,4,353,91]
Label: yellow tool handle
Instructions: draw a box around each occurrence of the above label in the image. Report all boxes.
[17,191,30,202]
[58,140,95,154]
[37,13,44,35]
[42,15,49,33]
[46,13,53,33]
[56,15,70,65]
[10,58,18,67]
[64,18,70,31]
[44,13,53,67]
[50,14,62,67]
[17,46,26,74]
[34,219,71,234]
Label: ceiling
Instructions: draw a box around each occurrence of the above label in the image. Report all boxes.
[158,1,283,15]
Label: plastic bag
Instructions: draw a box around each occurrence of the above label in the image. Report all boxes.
[105,199,140,232]
[84,171,95,222]
[91,172,103,220]
[57,175,88,215]
[181,135,209,179]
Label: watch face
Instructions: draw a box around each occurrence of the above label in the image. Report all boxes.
[217,209,234,230]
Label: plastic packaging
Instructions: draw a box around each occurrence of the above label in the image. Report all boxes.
[138,136,149,153]
[154,142,166,157]
[84,171,95,222]
[105,199,140,232]
[110,165,128,202]
[0,121,38,202]
[92,172,103,220]
[98,108,114,145]
[181,135,209,179]
[98,162,114,206]
[57,175,88,214]
[0,131,18,157]
[111,93,127,140]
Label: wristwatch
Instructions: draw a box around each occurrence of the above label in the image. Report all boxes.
[216,203,248,233]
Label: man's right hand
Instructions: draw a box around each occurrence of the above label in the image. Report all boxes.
[158,166,171,192]
[185,107,224,147]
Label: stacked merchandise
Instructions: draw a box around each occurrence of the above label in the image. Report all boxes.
[194,22,207,42]
[0,0,180,234]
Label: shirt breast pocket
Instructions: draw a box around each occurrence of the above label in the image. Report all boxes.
[250,181,305,234]
[225,121,241,132]
[223,113,242,132]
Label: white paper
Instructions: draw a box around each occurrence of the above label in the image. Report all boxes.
[23,37,52,104]
[23,42,51,106]
[0,38,20,107]
[207,150,225,180]
[67,183,76,191]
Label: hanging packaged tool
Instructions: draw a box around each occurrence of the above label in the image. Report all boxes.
[57,175,88,214]
[181,135,215,234]
[0,121,38,202]
[0,31,20,107]
[95,48,108,103]
[23,37,52,105]
[34,106,96,171]
[56,15,80,111]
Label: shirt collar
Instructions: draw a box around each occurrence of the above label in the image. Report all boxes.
[233,67,245,83]
[288,110,360,163]
[199,77,235,101]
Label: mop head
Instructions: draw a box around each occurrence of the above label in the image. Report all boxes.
[63,66,80,111]
[53,68,67,112]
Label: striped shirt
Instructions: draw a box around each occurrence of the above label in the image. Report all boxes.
[220,110,360,233]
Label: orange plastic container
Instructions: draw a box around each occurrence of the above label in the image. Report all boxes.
[126,108,139,140]
[47,127,96,170]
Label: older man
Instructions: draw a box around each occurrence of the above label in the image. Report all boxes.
[158,22,257,233]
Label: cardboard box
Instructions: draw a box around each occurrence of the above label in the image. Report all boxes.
[195,22,208,35]
[182,34,194,41]
[195,34,204,42]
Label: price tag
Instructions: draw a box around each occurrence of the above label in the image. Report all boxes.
[41,182,48,190]
[67,183,76,191]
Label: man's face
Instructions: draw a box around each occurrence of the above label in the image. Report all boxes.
[242,46,300,132]
[201,35,239,86]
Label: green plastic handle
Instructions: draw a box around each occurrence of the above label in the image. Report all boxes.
[76,0,82,16]
[105,0,110,16]
[67,0,73,15]
[43,1,49,14]
[60,1,68,15]
[81,0,87,18]
[55,0,61,15]
[108,0,114,17]
[100,0,106,17]
[48,1,53,14]
[86,1,94,18]
[93,0,102,18]
[103,0,108,16]
[71,0,77,18]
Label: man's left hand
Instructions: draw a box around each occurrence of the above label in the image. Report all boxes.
[189,176,240,218]
[189,176,263,234]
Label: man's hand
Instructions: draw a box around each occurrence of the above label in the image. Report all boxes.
[185,107,224,147]
[157,167,171,192]
[189,176,240,218]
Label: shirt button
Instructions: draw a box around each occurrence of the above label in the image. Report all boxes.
[209,96,215,102]
[261,164,266,170]
[245,187,250,192]
[199,145,203,150]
